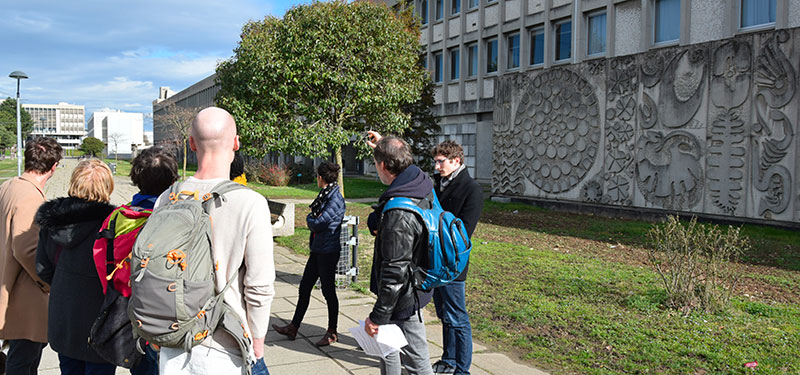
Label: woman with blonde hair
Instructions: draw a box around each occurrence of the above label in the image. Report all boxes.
[35,159,118,375]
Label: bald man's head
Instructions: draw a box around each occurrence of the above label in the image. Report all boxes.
[191,107,238,152]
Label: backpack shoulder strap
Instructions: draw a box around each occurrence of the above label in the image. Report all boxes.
[202,180,247,212]
[382,197,422,214]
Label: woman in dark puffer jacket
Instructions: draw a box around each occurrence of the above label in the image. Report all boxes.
[35,159,116,375]
[273,162,345,346]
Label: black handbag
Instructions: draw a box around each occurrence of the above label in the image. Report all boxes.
[88,222,144,369]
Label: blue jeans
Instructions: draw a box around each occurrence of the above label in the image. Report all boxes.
[433,280,472,375]
[58,354,116,375]
[252,357,270,375]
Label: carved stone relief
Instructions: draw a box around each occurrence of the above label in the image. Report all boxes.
[708,109,746,214]
[659,48,708,128]
[706,39,752,216]
[635,130,704,209]
[751,32,796,217]
[491,27,799,225]
[513,69,600,194]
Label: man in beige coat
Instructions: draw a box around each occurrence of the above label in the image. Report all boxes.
[0,137,62,375]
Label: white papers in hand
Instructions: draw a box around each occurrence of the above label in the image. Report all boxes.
[349,320,408,357]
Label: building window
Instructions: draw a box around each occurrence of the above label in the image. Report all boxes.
[554,20,572,62]
[587,12,607,56]
[507,33,520,69]
[530,27,544,65]
[654,0,680,44]
[468,0,478,9]
[450,48,460,80]
[435,0,443,20]
[434,51,443,82]
[452,0,460,15]
[741,0,775,28]
[467,43,478,77]
[421,0,428,24]
[486,38,498,73]
[421,53,428,69]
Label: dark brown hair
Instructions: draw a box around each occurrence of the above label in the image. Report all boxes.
[431,140,464,162]
[24,137,62,173]
[317,162,341,184]
[373,136,413,176]
[130,147,179,195]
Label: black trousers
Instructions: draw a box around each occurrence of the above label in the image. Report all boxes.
[7,339,46,375]
[292,251,340,331]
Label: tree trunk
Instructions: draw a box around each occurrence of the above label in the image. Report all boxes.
[335,146,345,198]
[182,138,188,181]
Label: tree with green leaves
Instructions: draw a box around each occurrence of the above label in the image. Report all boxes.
[216,0,427,194]
[80,136,105,157]
[0,98,33,155]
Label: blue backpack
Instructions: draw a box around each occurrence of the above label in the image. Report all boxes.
[382,190,472,291]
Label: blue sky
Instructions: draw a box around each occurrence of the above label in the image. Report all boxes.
[0,0,299,131]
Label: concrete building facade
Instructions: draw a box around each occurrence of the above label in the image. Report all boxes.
[87,110,144,159]
[408,0,800,225]
[23,102,85,151]
[410,0,800,187]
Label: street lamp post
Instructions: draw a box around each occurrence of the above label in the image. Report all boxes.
[9,71,28,176]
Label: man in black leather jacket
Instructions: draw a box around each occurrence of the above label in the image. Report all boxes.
[365,134,434,375]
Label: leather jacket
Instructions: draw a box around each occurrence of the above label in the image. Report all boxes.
[368,196,432,325]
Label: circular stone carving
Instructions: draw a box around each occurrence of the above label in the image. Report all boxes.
[515,69,600,194]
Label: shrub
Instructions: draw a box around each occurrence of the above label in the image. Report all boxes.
[647,216,750,313]
[243,159,263,183]
[260,163,291,186]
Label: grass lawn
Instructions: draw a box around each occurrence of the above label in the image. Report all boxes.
[0,158,18,178]
[252,176,384,199]
[272,197,800,374]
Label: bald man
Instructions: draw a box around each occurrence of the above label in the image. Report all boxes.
[154,107,275,375]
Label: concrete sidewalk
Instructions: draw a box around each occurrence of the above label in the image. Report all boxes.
[34,158,548,374]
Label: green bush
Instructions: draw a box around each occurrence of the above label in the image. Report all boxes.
[647,216,749,313]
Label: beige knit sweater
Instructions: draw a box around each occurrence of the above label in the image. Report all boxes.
[156,177,275,360]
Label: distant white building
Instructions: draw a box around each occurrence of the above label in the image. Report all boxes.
[22,102,85,151]
[87,110,144,159]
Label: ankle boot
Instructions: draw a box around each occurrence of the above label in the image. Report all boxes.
[315,329,338,347]
[272,323,299,340]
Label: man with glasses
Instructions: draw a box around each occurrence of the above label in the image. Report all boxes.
[430,140,482,375]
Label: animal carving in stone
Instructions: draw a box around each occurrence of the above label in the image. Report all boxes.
[635,131,704,209]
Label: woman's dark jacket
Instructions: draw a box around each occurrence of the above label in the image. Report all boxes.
[307,185,346,254]
[433,168,483,281]
[35,197,116,363]
[367,165,434,325]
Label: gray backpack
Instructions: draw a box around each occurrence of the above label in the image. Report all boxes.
[128,180,253,373]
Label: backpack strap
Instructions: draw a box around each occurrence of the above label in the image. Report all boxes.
[98,210,120,289]
[201,180,247,213]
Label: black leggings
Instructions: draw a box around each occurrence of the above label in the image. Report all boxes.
[291,251,340,331]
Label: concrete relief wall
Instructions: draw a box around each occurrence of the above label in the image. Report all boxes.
[493,28,800,225]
